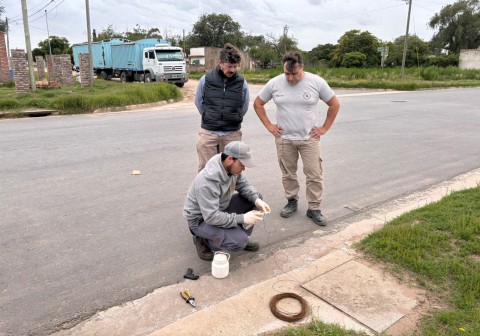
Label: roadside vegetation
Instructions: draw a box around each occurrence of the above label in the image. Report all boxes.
[190,65,480,90]
[1,65,479,117]
[268,186,480,336]
[0,79,182,117]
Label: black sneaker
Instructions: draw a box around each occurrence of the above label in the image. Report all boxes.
[280,198,298,218]
[244,240,260,252]
[306,209,327,226]
[192,236,214,261]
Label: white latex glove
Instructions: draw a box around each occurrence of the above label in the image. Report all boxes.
[255,198,271,214]
[244,210,264,225]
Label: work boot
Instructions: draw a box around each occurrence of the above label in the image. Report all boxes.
[280,198,298,218]
[306,209,327,226]
[192,236,214,261]
[243,240,260,252]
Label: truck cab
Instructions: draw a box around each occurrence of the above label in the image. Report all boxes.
[143,44,188,86]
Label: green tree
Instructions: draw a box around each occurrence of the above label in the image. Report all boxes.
[306,43,337,66]
[93,25,123,42]
[342,52,367,67]
[32,36,71,58]
[124,25,163,41]
[188,13,244,49]
[331,30,380,67]
[0,4,6,32]
[429,0,480,53]
[242,35,279,68]
[386,35,430,67]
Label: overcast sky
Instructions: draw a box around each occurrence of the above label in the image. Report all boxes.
[2,0,456,52]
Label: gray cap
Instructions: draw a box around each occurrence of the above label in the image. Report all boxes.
[224,141,255,168]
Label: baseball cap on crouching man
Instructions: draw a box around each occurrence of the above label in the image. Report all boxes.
[224,141,256,168]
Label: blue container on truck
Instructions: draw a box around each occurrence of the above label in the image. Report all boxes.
[72,38,129,74]
[72,38,188,86]
[111,38,168,71]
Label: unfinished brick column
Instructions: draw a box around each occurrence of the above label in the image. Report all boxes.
[0,31,10,83]
[46,54,54,81]
[61,54,73,86]
[53,55,64,84]
[79,53,91,87]
[35,55,46,81]
[11,49,30,93]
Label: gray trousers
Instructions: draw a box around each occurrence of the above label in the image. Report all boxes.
[187,193,257,251]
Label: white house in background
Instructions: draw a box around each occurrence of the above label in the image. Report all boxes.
[459,48,480,69]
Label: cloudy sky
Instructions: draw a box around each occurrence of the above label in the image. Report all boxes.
[2,0,456,52]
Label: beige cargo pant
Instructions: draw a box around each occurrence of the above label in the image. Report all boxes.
[196,128,242,172]
[275,137,323,210]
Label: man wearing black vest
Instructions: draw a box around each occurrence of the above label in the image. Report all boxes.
[194,43,250,172]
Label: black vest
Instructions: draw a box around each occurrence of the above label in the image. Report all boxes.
[201,66,245,132]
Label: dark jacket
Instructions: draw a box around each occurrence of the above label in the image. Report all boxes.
[201,66,245,132]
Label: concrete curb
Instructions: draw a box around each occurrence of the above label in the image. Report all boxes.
[53,168,480,336]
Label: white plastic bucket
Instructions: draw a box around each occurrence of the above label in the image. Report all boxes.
[212,251,230,279]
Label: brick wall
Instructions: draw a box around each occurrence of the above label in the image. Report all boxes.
[0,32,10,83]
[11,49,30,93]
[46,55,55,81]
[79,54,91,87]
[35,55,46,80]
[62,55,73,86]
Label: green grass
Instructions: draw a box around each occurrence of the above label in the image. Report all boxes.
[357,186,480,335]
[268,186,480,336]
[266,320,369,336]
[189,66,480,90]
[0,79,183,116]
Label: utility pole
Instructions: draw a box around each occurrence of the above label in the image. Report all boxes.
[20,0,36,91]
[85,0,94,87]
[401,0,412,79]
[45,10,52,56]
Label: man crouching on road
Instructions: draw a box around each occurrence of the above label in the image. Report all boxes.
[183,141,271,261]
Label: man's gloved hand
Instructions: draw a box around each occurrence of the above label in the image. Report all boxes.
[255,198,271,214]
[244,210,264,225]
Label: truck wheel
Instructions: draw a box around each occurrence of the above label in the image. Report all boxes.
[120,72,128,83]
[100,71,108,80]
[145,73,152,83]
[175,83,184,88]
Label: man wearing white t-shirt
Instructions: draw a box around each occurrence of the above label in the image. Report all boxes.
[253,51,340,226]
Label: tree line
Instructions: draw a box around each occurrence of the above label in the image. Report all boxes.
[3,0,479,68]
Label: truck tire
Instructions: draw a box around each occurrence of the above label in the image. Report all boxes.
[120,72,128,83]
[100,71,108,80]
[175,83,185,88]
[145,73,152,83]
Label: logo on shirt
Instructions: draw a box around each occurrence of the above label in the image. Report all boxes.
[303,92,312,100]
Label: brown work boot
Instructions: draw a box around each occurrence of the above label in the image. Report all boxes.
[192,236,214,261]
[243,240,260,252]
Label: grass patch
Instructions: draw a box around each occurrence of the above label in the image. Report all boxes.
[0,79,183,115]
[190,66,480,90]
[357,186,480,335]
[266,320,368,336]
[268,187,480,336]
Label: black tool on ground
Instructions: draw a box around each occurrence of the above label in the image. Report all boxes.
[180,289,196,307]
[184,267,199,280]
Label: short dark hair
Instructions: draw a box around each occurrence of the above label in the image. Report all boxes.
[219,43,241,64]
[282,51,303,72]
[221,152,237,161]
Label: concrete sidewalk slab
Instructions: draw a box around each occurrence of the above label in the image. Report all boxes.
[54,168,480,336]
[302,260,418,333]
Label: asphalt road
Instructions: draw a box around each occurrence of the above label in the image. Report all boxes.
[1,85,479,335]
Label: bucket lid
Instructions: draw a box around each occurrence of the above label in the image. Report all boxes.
[213,252,229,264]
